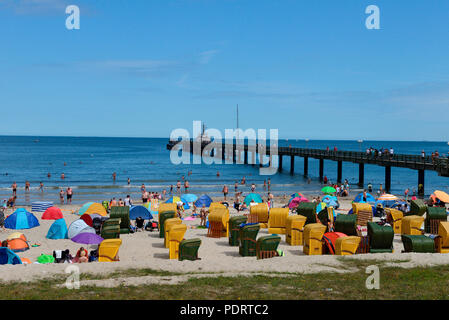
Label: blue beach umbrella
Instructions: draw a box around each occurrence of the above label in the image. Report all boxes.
[194,194,213,208]
[353,192,376,203]
[181,194,198,203]
[244,193,263,206]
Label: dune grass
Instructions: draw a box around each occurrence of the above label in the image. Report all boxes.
[1,259,449,300]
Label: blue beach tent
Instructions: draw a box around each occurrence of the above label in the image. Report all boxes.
[4,208,40,230]
[129,205,153,220]
[0,248,22,265]
[46,219,68,240]
[353,192,376,203]
[194,194,213,208]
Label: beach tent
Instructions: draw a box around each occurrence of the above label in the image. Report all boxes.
[78,202,107,217]
[78,202,94,215]
[80,214,93,227]
[4,208,40,230]
[42,207,63,220]
[68,219,96,239]
[165,196,190,210]
[181,194,198,203]
[7,237,29,252]
[353,192,376,203]
[129,206,153,220]
[7,232,26,241]
[322,195,340,208]
[321,186,336,194]
[291,192,306,199]
[377,194,398,201]
[244,193,263,206]
[0,248,22,265]
[46,219,68,240]
[194,194,213,208]
[31,201,53,213]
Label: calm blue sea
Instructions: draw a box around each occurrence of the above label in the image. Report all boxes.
[1,136,448,205]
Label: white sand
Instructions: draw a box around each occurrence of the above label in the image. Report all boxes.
[0,198,448,286]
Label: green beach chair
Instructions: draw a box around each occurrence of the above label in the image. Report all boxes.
[409,199,427,217]
[229,215,248,246]
[401,235,435,253]
[101,225,120,239]
[256,235,281,259]
[110,206,130,234]
[425,207,447,234]
[367,222,394,253]
[334,214,357,236]
[296,202,317,225]
[102,218,121,229]
[159,211,176,238]
[179,238,202,261]
[239,224,260,257]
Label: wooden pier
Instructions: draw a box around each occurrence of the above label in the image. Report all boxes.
[167,139,449,196]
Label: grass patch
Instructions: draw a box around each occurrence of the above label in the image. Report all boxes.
[1,261,449,300]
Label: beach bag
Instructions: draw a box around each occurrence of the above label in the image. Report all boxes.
[145,221,158,231]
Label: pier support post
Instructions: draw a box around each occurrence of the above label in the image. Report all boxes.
[337,161,342,183]
[221,143,225,161]
[385,166,391,193]
[279,155,283,171]
[304,157,308,177]
[418,169,425,197]
[290,156,295,175]
[358,163,364,187]
[319,159,324,181]
[244,149,248,165]
[233,144,236,163]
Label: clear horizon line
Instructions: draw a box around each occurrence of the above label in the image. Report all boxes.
[0,134,447,143]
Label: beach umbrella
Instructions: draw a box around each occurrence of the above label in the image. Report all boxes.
[46,219,68,240]
[166,196,190,209]
[42,206,63,220]
[0,248,22,265]
[316,202,327,213]
[78,202,94,215]
[288,196,309,209]
[129,205,153,220]
[434,190,449,203]
[71,232,104,245]
[68,219,96,239]
[378,194,398,201]
[353,192,376,203]
[181,194,198,203]
[290,192,305,199]
[244,193,263,206]
[321,186,336,194]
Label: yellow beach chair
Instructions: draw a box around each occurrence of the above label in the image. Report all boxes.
[303,223,326,255]
[402,215,424,235]
[164,218,182,248]
[267,208,289,234]
[435,221,449,253]
[285,215,307,246]
[207,208,229,238]
[168,224,187,259]
[209,202,227,212]
[98,239,122,262]
[158,203,177,214]
[249,204,269,228]
[335,236,361,255]
[386,208,403,234]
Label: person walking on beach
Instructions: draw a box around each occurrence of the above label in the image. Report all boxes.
[176,180,181,194]
[11,182,17,196]
[222,185,229,200]
[200,204,208,227]
[162,189,167,200]
[59,189,64,204]
[184,180,190,192]
[124,195,132,206]
[39,182,44,192]
[66,187,73,204]
[25,181,30,192]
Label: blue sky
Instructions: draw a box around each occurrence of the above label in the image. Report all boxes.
[0,0,448,140]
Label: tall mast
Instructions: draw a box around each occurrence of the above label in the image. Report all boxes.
[236,104,239,143]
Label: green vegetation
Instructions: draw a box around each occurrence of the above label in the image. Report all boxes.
[2,260,449,300]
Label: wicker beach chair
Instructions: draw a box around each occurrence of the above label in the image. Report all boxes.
[285,215,307,246]
[158,211,176,238]
[249,204,269,228]
[334,214,357,236]
[296,202,317,225]
[303,223,326,255]
[98,239,122,262]
[385,208,403,234]
[168,224,187,259]
[335,236,361,255]
[179,239,202,261]
[402,215,424,235]
[109,206,130,234]
[256,235,281,259]
[239,223,260,257]
[401,235,434,253]
[367,222,394,253]
[409,199,427,217]
[425,207,447,234]
[267,208,289,234]
[228,215,248,246]
[164,218,182,248]
[434,221,449,253]
[207,208,229,238]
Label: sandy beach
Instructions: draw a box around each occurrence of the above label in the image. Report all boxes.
[0,194,448,286]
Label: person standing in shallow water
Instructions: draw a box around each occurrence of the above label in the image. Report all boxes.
[66,187,73,204]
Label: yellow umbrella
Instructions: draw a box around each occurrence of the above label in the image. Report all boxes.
[434,190,449,203]
[84,203,107,216]
[378,194,398,201]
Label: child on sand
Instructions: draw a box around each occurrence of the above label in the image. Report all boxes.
[199,204,208,227]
